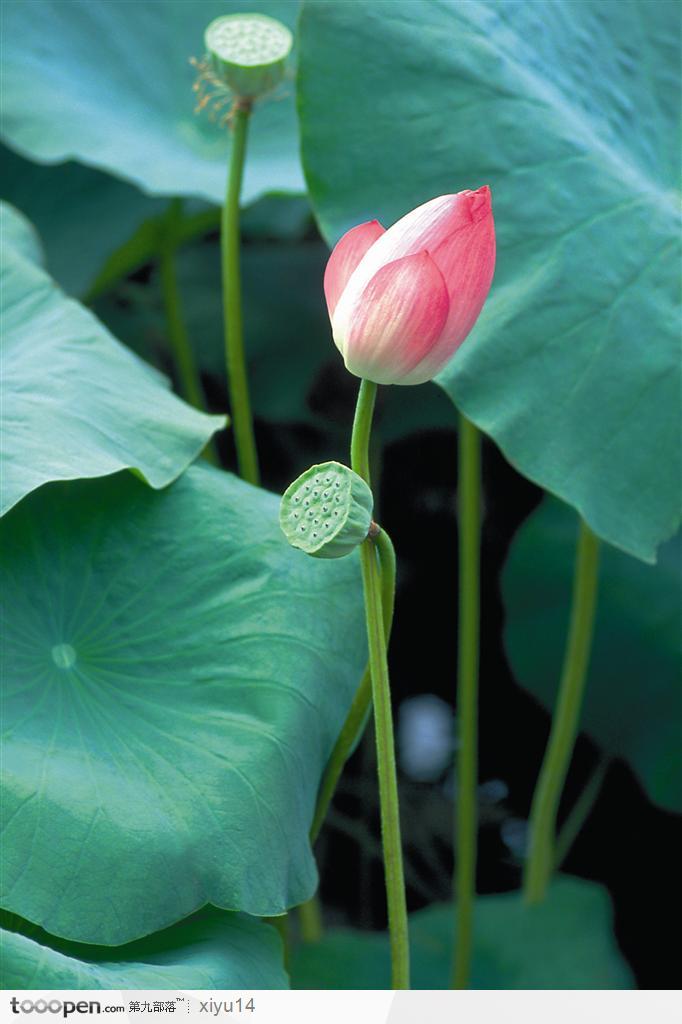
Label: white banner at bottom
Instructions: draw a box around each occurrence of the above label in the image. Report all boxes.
[2,990,679,1024]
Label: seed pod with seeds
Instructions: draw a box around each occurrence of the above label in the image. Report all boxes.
[204,13,293,99]
[280,462,374,559]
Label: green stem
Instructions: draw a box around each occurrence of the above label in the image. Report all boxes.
[298,895,323,944]
[523,519,600,904]
[554,757,608,870]
[351,379,410,990]
[310,528,396,844]
[350,378,377,484]
[452,414,481,990]
[159,200,207,412]
[265,915,290,971]
[221,102,259,486]
[159,200,218,467]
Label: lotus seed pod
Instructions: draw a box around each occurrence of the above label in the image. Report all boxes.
[204,13,293,99]
[280,462,374,559]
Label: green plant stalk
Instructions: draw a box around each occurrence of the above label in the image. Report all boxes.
[554,756,608,870]
[298,894,323,944]
[159,200,219,467]
[221,102,259,486]
[452,414,481,990]
[351,379,410,990]
[359,539,409,989]
[523,519,600,903]
[310,528,396,844]
[159,200,207,412]
[264,914,290,971]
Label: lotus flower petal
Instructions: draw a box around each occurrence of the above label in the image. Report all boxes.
[326,187,495,386]
[338,251,450,385]
[324,220,385,317]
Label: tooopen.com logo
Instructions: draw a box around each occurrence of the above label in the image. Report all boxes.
[9,999,125,1017]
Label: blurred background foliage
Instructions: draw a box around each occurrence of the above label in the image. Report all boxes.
[1,0,679,990]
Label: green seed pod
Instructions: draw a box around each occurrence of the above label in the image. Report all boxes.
[204,13,293,99]
[280,462,374,559]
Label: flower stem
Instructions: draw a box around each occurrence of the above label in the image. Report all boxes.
[351,378,410,990]
[553,756,608,870]
[159,200,218,466]
[523,518,600,903]
[452,414,481,990]
[265,914,290,970]
[221,102,259,486]
[310,528,396,844]
[159,201,206,411]
[350,378,377,484]
[297,894,323,944]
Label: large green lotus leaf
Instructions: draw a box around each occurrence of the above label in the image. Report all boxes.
[0,145,166,297]
[1,0,303,206]
[291,878,632,989]
[503,498,682,812]
[0,203,224,516]
[298,0,681,562]
[1,909,286,989]
[0,202,43,265]
[0,466,366,944]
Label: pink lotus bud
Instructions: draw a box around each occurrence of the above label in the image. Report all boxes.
[324,187,495,386]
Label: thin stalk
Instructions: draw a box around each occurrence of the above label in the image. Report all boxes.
[310,529,396,844]
[298,894,323,944]
[265,914,290,971]
[159,200,207,412]
[159,200,218,467]
[452,414,481,990]
[221,102,259,486]
[523,519,600,903]
[350,378,377,484]
[351,378,410,990]
[554,757,609,870]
